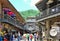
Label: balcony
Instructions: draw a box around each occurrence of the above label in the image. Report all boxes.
[0,14,24,30]
[36,4,60,21]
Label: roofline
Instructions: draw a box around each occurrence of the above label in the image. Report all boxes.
[35,0,43,5]
[1,0,25,23]
[8,0,25,22]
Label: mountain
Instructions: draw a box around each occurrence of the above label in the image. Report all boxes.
[19,9,39,20]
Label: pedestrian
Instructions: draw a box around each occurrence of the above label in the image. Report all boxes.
[23,33,26,41]
[12,34,15,41]
[4,31,8,41]
[13,34,18,41]
[36,32,39,41]
[0,35,3,41]
[34,33,36,41]
[10,33,13,41]
[18,32,21,41]
[26,33,29,41]
[4,38,8,41]
[0,31,3,41]
[29,34,33,41]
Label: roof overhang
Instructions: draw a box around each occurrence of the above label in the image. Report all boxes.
[37,13,60,22]
[35,0,48,11]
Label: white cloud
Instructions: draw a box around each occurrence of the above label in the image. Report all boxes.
[24,0,27,3]
[30,0,42,7]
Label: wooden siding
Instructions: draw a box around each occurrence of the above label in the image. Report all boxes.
[0,0,25,23]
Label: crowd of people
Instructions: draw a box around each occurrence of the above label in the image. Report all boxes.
[0,29,39,41]
[0,29,22,41]
[22,32,39,41]
[0,8,39,41]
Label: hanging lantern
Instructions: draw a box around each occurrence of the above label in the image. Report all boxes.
[3,8,11,11]
[7,11,13,16]
[7,11,16,18]
[3,8,11,14]
[11,13,16,18]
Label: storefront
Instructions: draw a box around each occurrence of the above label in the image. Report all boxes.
[0,0,25,36]
[35,0,60,41]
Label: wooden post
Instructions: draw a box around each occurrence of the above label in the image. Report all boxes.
[0,2,3,32]
[0,2,2,24]
[45,20,50,41]
[0,2,2,14]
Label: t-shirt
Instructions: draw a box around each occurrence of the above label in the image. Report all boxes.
[13,38,18,41]
[26,34,29,39]
[0,31,3,36]
[23,34,26,38]
[30,34,33,39]
[7,11,14,16]
[34,33,36,38]
[4,38,8,41]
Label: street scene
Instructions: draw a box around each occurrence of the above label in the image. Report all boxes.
[0,0,60,41]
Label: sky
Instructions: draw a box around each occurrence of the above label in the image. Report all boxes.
[9,0,40,11]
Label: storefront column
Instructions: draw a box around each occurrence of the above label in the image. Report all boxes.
[38,23,42,41]
[0,2,2,24]
[0,2,3,32]
[45,20,50,41]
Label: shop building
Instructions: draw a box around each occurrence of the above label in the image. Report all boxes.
[35,0,60,41]
[0,0,25,34]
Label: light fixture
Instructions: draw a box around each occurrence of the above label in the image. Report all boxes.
[52,9,55,12]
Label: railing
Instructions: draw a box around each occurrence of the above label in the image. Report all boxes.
[36,4,60,20]
[1,14,24,29]
[3,14,16,25]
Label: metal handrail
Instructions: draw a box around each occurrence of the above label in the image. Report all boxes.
[4,14,24,29]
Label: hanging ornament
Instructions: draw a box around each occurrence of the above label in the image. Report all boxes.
[7,11,13,16]
[3,8,11,14]
[3,8,11,12]
[11,13,16,17]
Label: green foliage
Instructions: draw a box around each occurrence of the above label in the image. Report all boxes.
[19,9,39,20]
